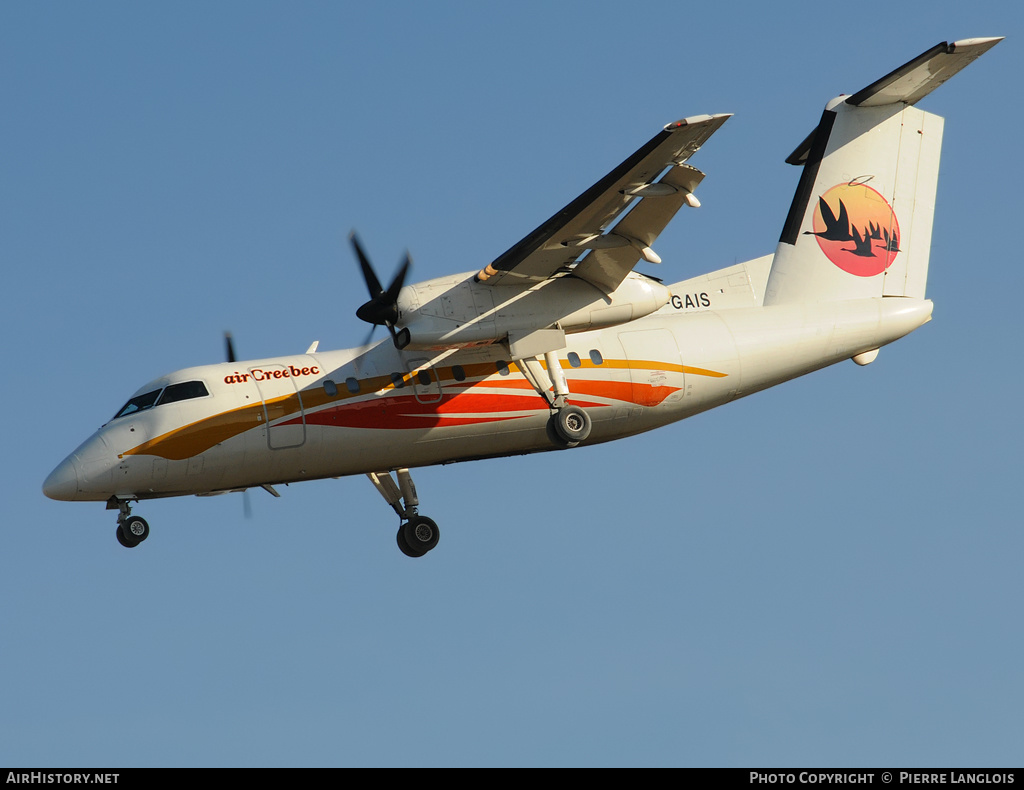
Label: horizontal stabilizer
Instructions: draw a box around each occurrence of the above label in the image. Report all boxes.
[847,37,1003,107]
[787,37,1002,165]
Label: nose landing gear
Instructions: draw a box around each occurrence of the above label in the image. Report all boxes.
[367,469,440,558]
[109,497,149,548]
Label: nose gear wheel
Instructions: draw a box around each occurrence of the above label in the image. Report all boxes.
[368,469,441,558]
[111,498,149,548]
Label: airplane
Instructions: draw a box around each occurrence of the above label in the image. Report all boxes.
[43,36,1002,557]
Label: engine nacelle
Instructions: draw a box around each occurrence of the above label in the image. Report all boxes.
[393,271,670,352]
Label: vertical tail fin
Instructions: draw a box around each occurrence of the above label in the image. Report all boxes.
[763,37,1002,306]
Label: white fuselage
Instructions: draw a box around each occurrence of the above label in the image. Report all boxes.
[43,261,933,504]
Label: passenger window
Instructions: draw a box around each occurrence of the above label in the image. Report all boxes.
[390,372,405,389]
[589,349,604,365]
[567,352,581,368]
[496,361,510,376]
[323,380,338,397]
[345,377,360,394]
[452,365,466,382]
[417,370,432,386]
[157,380,209,406]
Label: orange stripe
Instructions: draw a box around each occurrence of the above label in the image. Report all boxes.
[124,356,726,459]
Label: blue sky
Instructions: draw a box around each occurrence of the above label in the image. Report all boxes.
[3,1,1022,768]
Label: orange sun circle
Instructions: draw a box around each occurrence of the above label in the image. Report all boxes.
[809,182,900,277]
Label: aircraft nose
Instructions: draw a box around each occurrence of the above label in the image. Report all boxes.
[43,456,79,501]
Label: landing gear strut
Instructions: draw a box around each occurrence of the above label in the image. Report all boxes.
[367,469,440,558]
[109,497,149,548]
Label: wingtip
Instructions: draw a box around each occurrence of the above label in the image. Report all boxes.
[663,112,733,132]
[950,36,1005,51]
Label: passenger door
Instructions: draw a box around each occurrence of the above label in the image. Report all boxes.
[250,365,306,449]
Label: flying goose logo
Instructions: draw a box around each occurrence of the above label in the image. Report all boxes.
[804,181,901,277]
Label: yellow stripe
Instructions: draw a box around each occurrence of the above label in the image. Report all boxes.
[681,365,728,378]
[125,356,728,460]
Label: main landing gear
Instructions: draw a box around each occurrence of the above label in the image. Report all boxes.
[519,350,593,448]
[109,497,150,548]
[367,468,440,558]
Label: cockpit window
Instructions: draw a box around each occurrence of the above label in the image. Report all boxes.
[113,389,162,419]
[157,380,209,406]
[112,380,210,420]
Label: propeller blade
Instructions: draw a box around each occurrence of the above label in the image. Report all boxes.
[385,253,411,304]
[360,324,377,349]
[350,232,412,332]
[349,232,384,298]
[225,331,237,363]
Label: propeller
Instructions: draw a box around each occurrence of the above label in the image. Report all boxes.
[350,231,411,348]
[223,330,251,518]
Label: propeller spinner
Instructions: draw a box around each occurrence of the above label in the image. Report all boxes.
[350,232,411,349]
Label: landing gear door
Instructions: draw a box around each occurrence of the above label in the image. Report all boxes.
[250,365,306,449]
[618,329,685,407]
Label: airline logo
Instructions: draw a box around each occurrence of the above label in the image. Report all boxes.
[224,365,321,384]
[805,180,900,277]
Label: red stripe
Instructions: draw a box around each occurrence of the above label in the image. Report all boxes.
[281,380,679,430]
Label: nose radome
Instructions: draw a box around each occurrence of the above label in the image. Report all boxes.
[43,456,79,501]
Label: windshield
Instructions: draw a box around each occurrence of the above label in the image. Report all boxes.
[113,388,162,419]
[111,380,210,420]
[157,380,209,406]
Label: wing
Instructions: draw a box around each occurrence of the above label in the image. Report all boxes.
[475,113,731,292]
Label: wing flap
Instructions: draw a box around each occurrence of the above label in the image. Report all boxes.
[476,113,731,287]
